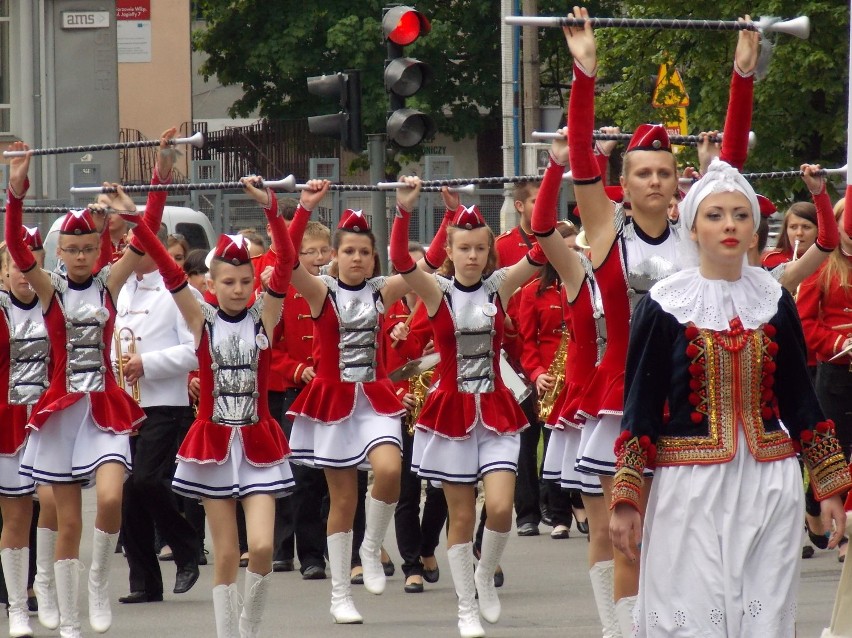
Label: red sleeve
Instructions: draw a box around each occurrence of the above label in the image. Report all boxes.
[390,206,416,273]
[531,157,564,235]
[761,250,788,270]
[288,204,312,253]
[814,188,839,252]
[4,182,36,273]
[797,269,844,360]
[408,302,432,347]
[567,63,600,183]
[94,230,113,273]
[719,69,754,171]
[844,186,852,242]
[262,191,296,296]
[518,284,546,382]
[424,208,453,269]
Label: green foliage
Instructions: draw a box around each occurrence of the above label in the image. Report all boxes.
[535,1,848,204]
[193,0,502,153]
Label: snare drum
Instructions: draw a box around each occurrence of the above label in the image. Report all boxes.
[499,351,532,404]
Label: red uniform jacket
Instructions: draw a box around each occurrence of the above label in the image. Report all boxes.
[495,226,538,364]
[518,279,564,383]
[382,298,428,398]
[797,261,852,365]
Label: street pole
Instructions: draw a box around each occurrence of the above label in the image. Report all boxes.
[369,133,389,275]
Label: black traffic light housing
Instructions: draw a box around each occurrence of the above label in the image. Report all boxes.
[306,70,363,153]
[383,6,434,148]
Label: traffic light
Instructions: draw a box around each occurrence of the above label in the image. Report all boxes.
[306,70,363,153]
[383,6,434,148]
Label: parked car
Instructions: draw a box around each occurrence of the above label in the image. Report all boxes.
[43,206,216,272]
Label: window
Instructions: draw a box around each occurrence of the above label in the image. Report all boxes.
[0,0,9,134]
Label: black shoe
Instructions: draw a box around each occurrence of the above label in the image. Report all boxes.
[805,521,830,550]
[382,559,395,577]
[540,507,554,528]
[577,519,590,535]
[302,565,326,580]
[26,595,37,612]
[350,566,364,585]
[239,556,249,568]
[119,591,164,604]
[422,564,439,584]
[802,545,815,559]
[273,559,294,573]
[493,567,504,588]
[197,547,209,566]
[517,522,540,537]
[173,563,200,594]
[404,576,424,593]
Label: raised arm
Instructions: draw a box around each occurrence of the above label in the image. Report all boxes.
[388,178,442,315]
[107,128,178,297]
[3,143,53,306]
[121,213,205,346]
[778,164,838,292]
[241,180,296,333]
[531,129,587,300]
[498,245,545,309]
[562,6,616,251]
[719,19,758,170]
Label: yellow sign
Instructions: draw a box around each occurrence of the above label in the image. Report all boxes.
[665,108,688,153]
[652,63,690,108]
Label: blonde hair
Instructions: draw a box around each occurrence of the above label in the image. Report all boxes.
[819,207,852,294]
[440,225,498,277]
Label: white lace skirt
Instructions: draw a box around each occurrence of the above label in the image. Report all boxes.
[173,433,294,500]
[0,448,34,497]
[289,388,402,471]
[543,426,602,496]
[577,414,653,478]
[20,397,131,487]
[412,421,521,484]
[634,429,803,637]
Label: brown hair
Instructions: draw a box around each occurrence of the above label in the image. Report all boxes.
[775,202,818,256]
[327,230,379,278]
[819,207,851,294]
[512,181,537,206]
[167,234,190,257]
[439,225,498,278]
[278,198,298,221]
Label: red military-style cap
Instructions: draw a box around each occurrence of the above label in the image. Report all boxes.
[22,226,44,251]
[338,209,371,233]
[59,210,98,236]
[626,124,672,153]
[206,234,252,268]
[451,204,486,230]
[756,194,777,219]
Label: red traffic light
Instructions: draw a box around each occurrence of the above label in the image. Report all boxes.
[383,6,431,45]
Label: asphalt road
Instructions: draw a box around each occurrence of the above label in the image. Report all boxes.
[20,492,845,637]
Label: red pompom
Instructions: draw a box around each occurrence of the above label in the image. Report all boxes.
[686,344,700,358]
[690,411,703,424]
[689,379,701,391]
[688,393,701,407]
[800,430,814,443]
[639,435,651,449]
[763,324,777,337]
[766,343,779,356]
[791,440,802,454]
[764,361,776,374]
[684,326,699,340]
[816,421,830,434]
[762,374,775,389]
[761,389,774,403]
[761,406,774,420]
[688,364,704,377]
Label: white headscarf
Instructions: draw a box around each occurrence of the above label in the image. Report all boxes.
[678,158,760,267]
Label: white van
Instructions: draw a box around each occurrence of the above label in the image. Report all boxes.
[43,206,216,272]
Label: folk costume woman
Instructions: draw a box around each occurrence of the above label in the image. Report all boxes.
[284,180,450,625]
[4,131,176,638]
[389,177,546,638]
[125,178,296,638]
[562,7,760,632]
[609,159,850,637]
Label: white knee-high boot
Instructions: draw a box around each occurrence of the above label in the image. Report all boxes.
[447,543,485,638]
[589,560,621,638]
[474,528,509,624]
[34,527,59,630]
[212,584,240,638]
[54,559,83,638]
[615,595,637,638]
[238,570,271,638]
[327,532,362,624]
[358,496,396,595]
[1,548,33,638]
[88,528,118,633]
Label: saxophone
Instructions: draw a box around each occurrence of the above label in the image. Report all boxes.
[537,327,569,423]
[406,370,434,435]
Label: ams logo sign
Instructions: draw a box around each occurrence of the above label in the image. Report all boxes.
[62,12,110,29]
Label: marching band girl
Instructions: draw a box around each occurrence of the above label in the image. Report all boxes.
[284,180,450,625]
[123,177,296,637]
[562,7,759,632]
[4,130,176,638]
[389,177,546,637]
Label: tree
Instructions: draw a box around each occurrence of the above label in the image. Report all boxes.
[535,0,848,203]
[192,0,502,152]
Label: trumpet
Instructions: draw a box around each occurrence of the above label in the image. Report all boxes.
[114,327,141,403]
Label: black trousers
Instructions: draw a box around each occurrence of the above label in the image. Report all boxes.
[816,363,852,462]
[395,421,448,577]
[269,389,328,572]
[122,406,199,595]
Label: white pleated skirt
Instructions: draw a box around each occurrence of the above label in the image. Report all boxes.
[577,414,653,478]
[289,388,402,471]
[0,448,35,497]
[19,397,131,487]
[633,429,803,638]
[543,426,601,496]
[173,433,295,500]
[412,421,521,484]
